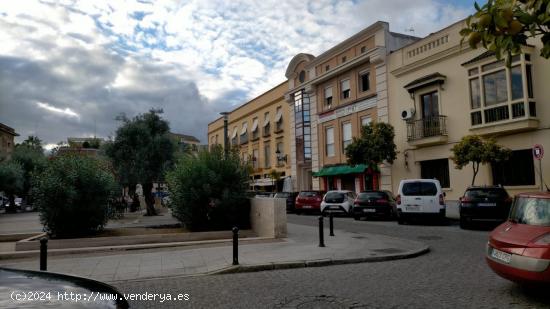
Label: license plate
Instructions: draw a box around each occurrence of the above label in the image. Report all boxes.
[302,205,312,209]
[405,206,419,211]
[478,203,496,207]
[491,248,512,263]
[363,209,376,213]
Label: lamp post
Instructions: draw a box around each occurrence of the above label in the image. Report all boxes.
[220,112,229,158]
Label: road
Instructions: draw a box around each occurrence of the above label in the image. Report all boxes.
[114,214,550,308]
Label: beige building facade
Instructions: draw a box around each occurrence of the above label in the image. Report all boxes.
[0,123,18,160]
[285,21,418,192]
[207,82,292,190]
[388,20,550,200]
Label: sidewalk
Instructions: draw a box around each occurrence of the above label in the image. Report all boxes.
[0,223,429,283]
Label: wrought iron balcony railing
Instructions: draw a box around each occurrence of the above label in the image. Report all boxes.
[406,115,447,141]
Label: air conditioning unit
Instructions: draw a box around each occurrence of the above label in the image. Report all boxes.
[400,108,415,120]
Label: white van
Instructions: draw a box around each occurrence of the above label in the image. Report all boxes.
[396,179,446,224]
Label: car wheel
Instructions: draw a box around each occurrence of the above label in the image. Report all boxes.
[353,215,361,221]
[397,215,405,225]
[459,216,469,229]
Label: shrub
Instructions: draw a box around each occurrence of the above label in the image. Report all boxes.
[32,155,117,238]
[166,146,250,231]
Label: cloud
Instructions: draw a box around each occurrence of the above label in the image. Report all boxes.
[36,102,80,119]
[0,0,473,146]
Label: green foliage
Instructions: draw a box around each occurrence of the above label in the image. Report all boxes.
[105,109,176,215]
[345,122,397,166]
[20,135,44,153]
[461,0,550,62]
[451,135,511,185]
[31,155,118,238]
[12,145,47,199]
[166,145,250,231]
[0,161,24,197]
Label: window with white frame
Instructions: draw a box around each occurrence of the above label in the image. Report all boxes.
[341,79,350,99]
[342,122,352,152]
[325,127,335,157]
[467,54,535,126]
[324,86,333,106]
[275,106,283,131]
[361,116,372,127]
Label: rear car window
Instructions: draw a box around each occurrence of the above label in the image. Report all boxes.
[465,188,508,200]
[509,197,550,226]
[324,192,345,203]
[402,182,437,196]
[299,191,320,197]
[358,192,386,200]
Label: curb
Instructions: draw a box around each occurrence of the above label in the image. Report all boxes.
[212,245,430,275]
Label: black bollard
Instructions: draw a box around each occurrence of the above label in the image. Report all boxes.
[232,227,239,265]
[40,237,48,271]
[318,216,325,247]
[329,213,335,236]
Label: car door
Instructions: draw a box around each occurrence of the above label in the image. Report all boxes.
[419,182,439,213]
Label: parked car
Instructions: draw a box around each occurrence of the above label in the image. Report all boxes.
[295,191,325,214]
[255,192,275,198]
[459,186,512,229]
[352,190,396,220]
[395,179,446,224]
[486,192,550,284]
[320,190,356,216]
[274,192,299,212]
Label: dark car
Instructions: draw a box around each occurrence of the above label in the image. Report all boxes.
[295,191,325,214]
[459,186,512,229]
[0,267,128,308]
[352,190,396,220]
[274,192,299,212]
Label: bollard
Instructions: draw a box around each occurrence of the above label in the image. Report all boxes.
[232,227,239,265]
[40,237,48,271]
[318,216,325,247]
[329,213,335,236]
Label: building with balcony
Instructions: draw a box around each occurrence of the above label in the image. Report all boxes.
[388,20,550,200]
[207,82,291,191]
[0,123,18,160]
[285,21,418,192]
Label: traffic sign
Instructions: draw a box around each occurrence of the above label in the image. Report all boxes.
[533,144,544,160]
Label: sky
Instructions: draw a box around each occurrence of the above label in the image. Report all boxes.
[0,0,477,150]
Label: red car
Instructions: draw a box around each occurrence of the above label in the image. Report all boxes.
[294,191,325,214]
[486,192,550,284]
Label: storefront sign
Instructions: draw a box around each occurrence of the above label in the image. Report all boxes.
[318,96,377,123]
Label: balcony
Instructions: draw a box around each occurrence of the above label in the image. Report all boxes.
[406,116,448,147]
[469,102,539,136]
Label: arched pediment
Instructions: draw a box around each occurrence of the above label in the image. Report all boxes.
[285,53,315,79]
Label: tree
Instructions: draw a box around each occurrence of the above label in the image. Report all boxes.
[105,109,176,216]
[461,0,550,63]
[20,135,44,153]
[166,145,250,231]
[12,145,47,205]
[345,122,397,167]
[0,161,24,212]
[451,135,512,186]
[32,155,117,238]
[269,169,282,192]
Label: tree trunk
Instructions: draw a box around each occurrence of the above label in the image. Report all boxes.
[128,184,138,212]
[143,182,157,216]
[5,194,17,213]
[471,162,479,186]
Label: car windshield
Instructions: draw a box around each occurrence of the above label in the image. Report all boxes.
[509,197,550,226]
[402,182,437,196]
[357,192,386,200]
[299,191,320,197]
[465,188,507,200]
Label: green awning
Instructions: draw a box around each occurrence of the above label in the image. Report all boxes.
[313,164,374,177]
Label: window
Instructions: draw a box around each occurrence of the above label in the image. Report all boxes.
[492,149,535,186]
[341,79,350,99]
[360,46,366,53]
[469,78,480,109]
[275,107,283,131]
[264,144,271,168]
[325,65,330,71]
[276,141,284,166]
[342,56,347,63]
[510,66,523,100]
[298,70,305,83]
[240,121,248,144]
[420,159,450,188]
[359,71,370,92]
[263,112,270,137]
[483,70,508,106]
[361,116,372,126]
[324,87,333,106]
[252,149,259,169]
[252,117,259,139]
[402,182,438,196]
[325,127,334,157]
[342,122,352,152]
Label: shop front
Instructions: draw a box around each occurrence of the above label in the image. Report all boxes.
[313,164,379,193]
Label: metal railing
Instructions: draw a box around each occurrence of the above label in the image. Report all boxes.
[407,115,447,141]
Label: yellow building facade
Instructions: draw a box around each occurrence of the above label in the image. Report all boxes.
[207,82,292,190]
[388,20,550,201]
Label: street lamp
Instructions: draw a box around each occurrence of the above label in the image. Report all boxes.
[220,112,229,157]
